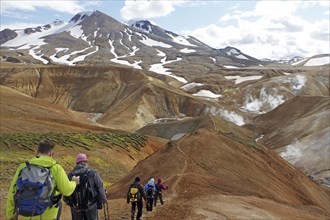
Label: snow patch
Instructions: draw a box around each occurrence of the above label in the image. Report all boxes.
[2,22,67,48]
[49,46,99,65]
[192,90,221,99]
[124,28,133,41]
[304,56,330,66]
[29,46,48,64]
[181,82,203,91]
[291,58,307,66]
[68,25,84,39]
[149,57,186,83]
[226,49,239,56]
[167,33,196,47]
[236,54,249,60]
[93,28,100,38]
[210,57,216,63]
[140,37,172,48]
[156,49,166,57]
[180,48,196,53]
[224,65,239,69]
[225,75,263,84]
[109,41,142,69]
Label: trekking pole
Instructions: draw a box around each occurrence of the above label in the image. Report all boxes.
[107,200,110,220]
[103,203,107,220]
[105,189,110,220]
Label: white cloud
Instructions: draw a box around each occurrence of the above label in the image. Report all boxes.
[120,0,200,20]
[1,1,86,15]
[182,1,330,59]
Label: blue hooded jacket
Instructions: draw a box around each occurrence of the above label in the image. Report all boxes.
[144,178,156,198]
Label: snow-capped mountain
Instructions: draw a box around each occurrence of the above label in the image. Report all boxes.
[275,56,304,64]
[0,10,264,78]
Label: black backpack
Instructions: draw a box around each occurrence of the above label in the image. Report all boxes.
[65,169,97,210]
[146,185,154,198]
[155,183,162,193]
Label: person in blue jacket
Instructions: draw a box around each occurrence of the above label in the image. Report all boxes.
[143,178,156,211]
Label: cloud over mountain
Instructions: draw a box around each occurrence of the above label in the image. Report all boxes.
[182,1,330,59]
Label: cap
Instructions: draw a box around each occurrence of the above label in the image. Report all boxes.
[76,153,88,164]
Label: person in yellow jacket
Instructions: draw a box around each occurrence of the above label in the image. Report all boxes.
[6,139,80,220]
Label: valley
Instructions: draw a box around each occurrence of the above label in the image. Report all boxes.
[0,9,329,220]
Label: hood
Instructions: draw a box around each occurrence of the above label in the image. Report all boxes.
[148,178,155,185]
[29,155,57,167]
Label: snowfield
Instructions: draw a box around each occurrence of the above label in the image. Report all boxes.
[304,56,330,66]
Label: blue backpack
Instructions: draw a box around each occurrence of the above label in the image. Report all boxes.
[15,162,55,217]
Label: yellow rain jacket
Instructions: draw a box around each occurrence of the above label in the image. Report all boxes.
[6,156,77,220]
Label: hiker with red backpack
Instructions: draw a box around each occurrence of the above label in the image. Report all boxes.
[127,177,147,220]
[6,140,80,220]
[143,178,156,211]
[154,178,168,206]
[64,153,107,220]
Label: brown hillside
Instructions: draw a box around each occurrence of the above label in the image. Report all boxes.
[108,129,330,219]
[137,114,257,140]
[1,66,225,131]
[0,86,116,133]
[245,96,330,148]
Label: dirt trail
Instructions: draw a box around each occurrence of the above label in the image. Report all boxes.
[116,144,189,220]
[107,129,330,219]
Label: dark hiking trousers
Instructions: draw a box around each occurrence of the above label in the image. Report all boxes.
[131,200,143,220]
[154,192,164,206]
[146,198,154,211]
[71,202,98,220]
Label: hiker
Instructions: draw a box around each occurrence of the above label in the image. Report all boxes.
[127,177,147,220]
[6,139,80,220]
[64,153,107,220]
[144,178,156,212]
[154,178,168,206]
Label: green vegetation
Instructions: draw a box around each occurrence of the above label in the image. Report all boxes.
[0,132,149,216]
[0,132,148,151]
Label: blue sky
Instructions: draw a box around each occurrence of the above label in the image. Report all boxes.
[1,0,329,59]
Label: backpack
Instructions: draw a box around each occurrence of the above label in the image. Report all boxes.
[15,162,55,217]
[146,185,154,198]
[155,183,162,194]
[129,183,140,203]
[66,169,97,210]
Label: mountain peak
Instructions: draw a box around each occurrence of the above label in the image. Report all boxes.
[69,11,95,23]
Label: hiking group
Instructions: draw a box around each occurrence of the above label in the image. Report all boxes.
[5,139,168,220]
[127,177,168,220]
[6,140,109,220]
